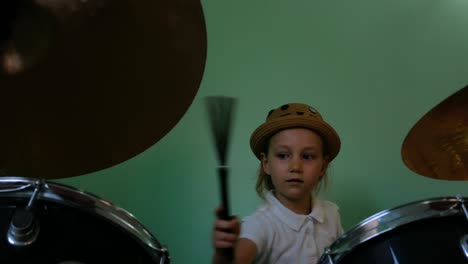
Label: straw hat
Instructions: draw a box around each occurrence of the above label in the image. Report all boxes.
[249,103,341,161]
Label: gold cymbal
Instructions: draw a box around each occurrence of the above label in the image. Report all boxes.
[402,85,468,180]
[0,0,207,179]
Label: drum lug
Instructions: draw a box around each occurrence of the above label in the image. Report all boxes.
[6,179,44,247]
[159,245,171,264]
[460,234,468,259]
[456,194,468,222]
[456,195,468,260]
[323,247,335,264]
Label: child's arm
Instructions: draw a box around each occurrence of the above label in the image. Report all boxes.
[234,238,257,264]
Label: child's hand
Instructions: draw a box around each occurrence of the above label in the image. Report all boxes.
[212,206,240,249]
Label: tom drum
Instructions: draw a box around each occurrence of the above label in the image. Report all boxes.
[0,177,169,264]
[319,196,468,263]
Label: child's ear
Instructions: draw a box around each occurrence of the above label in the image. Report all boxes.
[321,156,330,173]
[261,152,270,175]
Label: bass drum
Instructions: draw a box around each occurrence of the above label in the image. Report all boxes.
[319,196,468,264]
[0,177,169,264]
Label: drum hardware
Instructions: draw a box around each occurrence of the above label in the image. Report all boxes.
[456,194,468,222]
[323,247,335,264]
[456,194,468,260]
[461,234,468,258]
[6,178,44,247]
[0,180,34,193]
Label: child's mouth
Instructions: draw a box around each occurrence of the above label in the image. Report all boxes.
[286,179,303,183]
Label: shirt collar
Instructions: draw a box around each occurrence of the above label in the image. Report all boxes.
[266,191,325,231]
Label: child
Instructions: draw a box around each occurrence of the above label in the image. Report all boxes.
[212,102,344,264]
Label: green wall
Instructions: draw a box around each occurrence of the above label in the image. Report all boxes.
[60,1,468,263]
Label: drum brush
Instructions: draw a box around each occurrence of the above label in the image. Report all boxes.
[205,96,237,219]
[205,96,237,259]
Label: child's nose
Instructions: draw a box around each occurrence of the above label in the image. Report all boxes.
[289,157,303,172]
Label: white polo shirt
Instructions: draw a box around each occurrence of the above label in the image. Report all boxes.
[239,191,343,264]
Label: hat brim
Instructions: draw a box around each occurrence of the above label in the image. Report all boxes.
[249,115,341,161]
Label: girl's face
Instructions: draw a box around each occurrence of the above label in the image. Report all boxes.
[261,128,327,207]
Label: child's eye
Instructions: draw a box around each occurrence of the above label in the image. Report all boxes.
[303,154,316,160]
[276,153,289,159]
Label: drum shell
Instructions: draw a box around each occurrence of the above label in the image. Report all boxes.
[0,177,169,264]
[319,197,468,264]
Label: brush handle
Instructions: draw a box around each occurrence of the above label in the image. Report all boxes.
[218,166,234,261]
[218,166,230,219]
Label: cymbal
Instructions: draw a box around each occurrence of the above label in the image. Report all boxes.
[402,85,468,180]
[0,0,207,179]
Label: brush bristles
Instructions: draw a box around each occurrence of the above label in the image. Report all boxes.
[205,96,237,165]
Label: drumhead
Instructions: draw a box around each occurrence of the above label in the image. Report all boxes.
[320,196,468,263]
[0,177,169,264]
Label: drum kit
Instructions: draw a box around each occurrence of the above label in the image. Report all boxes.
[0,0,206,263]
[319,86,468,263]
[0,1,467,263]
